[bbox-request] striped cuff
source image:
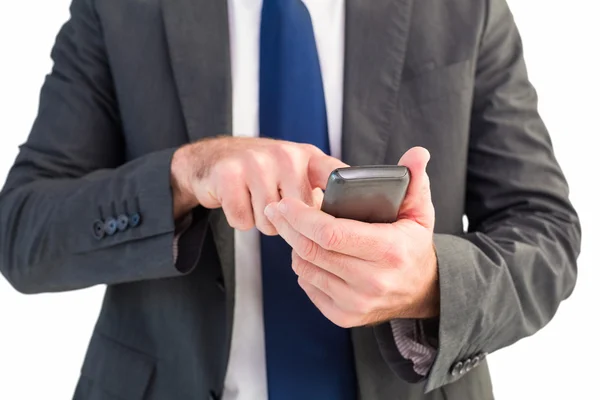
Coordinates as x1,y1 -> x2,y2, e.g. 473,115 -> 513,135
390,319 -> 437,376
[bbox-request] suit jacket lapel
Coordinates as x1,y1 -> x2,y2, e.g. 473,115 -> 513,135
161,0 -> 232,143
162,0 -> 236,356
344,0 -> 415,398
342,0 -> 414,166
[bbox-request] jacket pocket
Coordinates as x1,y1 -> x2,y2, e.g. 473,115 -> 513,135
398,59 -> 474,112
79,332 -> 155,400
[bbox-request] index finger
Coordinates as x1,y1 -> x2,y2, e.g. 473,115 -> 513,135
307,153 -> 348,190
277,197 -> 394,261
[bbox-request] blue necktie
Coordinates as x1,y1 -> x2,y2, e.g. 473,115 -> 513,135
259,1 -> 357,399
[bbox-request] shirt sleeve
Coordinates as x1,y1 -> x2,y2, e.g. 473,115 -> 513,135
390,319 -> 437,376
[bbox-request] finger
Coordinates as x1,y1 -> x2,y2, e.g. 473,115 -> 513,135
397,147 -> 435,229
190,179 -> 220,209
298,278 -> 363,328
265,204 -> 367,283
275,197 -> 396,261
278,165 -> 314,207
220,182 -> 254,231
307,154 -> 348,190
292,251 -> 362,313
311,188 -> 324,209
248,172 -> 280,236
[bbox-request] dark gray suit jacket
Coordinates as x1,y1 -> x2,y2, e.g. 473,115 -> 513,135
0,0 -> 581,399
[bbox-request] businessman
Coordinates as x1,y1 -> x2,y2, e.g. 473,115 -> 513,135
0,0 -> 581,399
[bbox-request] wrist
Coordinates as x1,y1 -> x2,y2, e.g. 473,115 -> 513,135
403,243 -> 439,319
171,146 -> 198,220
420,243 -> 440,318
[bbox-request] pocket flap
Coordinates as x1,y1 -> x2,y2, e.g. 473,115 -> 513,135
81,332 -> 155,400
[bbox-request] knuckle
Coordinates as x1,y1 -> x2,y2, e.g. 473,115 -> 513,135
299,143 -> 320,156
274,145 -> 306,182
276,143 -> 299,163
246,149 -> 272,171
314,223 -> 344,250
230,215 -> 253,231
224,202 -> 252,230
382,245 -> 403,267
294,259 -> 308,276
264,191 -> 281,205
294,257 -> 314,278
298,239 -> 320,263
314,272 -> 330,292
333,256 -> 350,276
258,222 -> 277,236
370,274 -> 394,297
214,159 -> 244,183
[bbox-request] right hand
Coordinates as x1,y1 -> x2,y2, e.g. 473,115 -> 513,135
170,137 -> 347,235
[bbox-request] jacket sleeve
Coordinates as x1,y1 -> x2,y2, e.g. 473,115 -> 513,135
423,0 -> 581,391
375,0 -> 581,391
0,0 -> 208,294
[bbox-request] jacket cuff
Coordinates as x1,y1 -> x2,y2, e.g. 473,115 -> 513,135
172,207 -> 209,273
423,233 -> 489,392
173,212 -> 194,263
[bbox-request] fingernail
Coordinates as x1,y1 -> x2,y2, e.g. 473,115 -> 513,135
277,201 -> 288,214
264,204 -> 275,219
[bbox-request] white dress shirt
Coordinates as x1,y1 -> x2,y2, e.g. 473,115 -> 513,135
222,0 -> 434,398
224,1 -> 344,399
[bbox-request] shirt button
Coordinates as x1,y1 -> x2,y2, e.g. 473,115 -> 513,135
92,220 -> 105,239
117,214 -> 129,231
104,218 -> 118,236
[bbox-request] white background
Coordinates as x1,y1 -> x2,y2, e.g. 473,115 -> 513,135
0,1 -> 599,399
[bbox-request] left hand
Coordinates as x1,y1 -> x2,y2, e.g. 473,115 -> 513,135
264,147 -> 439,328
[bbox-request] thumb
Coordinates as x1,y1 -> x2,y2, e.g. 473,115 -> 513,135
396,147 -> 435,229
311,187 -> 325,209
307,154 -> 348,190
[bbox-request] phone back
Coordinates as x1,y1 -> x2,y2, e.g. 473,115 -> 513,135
321,166 -> 410,223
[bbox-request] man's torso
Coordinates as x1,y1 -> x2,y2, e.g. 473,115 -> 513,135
74,0 -> 493,399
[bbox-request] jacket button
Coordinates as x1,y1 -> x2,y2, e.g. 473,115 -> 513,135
117,214 -> 129,231
130,212 -> 141,227
450,361 -> 463,376
472,355 -> 481,368
462,358 -> 473,373
92,220 -> 105,239
104,218 -> 118,236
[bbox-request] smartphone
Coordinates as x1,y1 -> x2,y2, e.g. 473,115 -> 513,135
321,165 -> 410,223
